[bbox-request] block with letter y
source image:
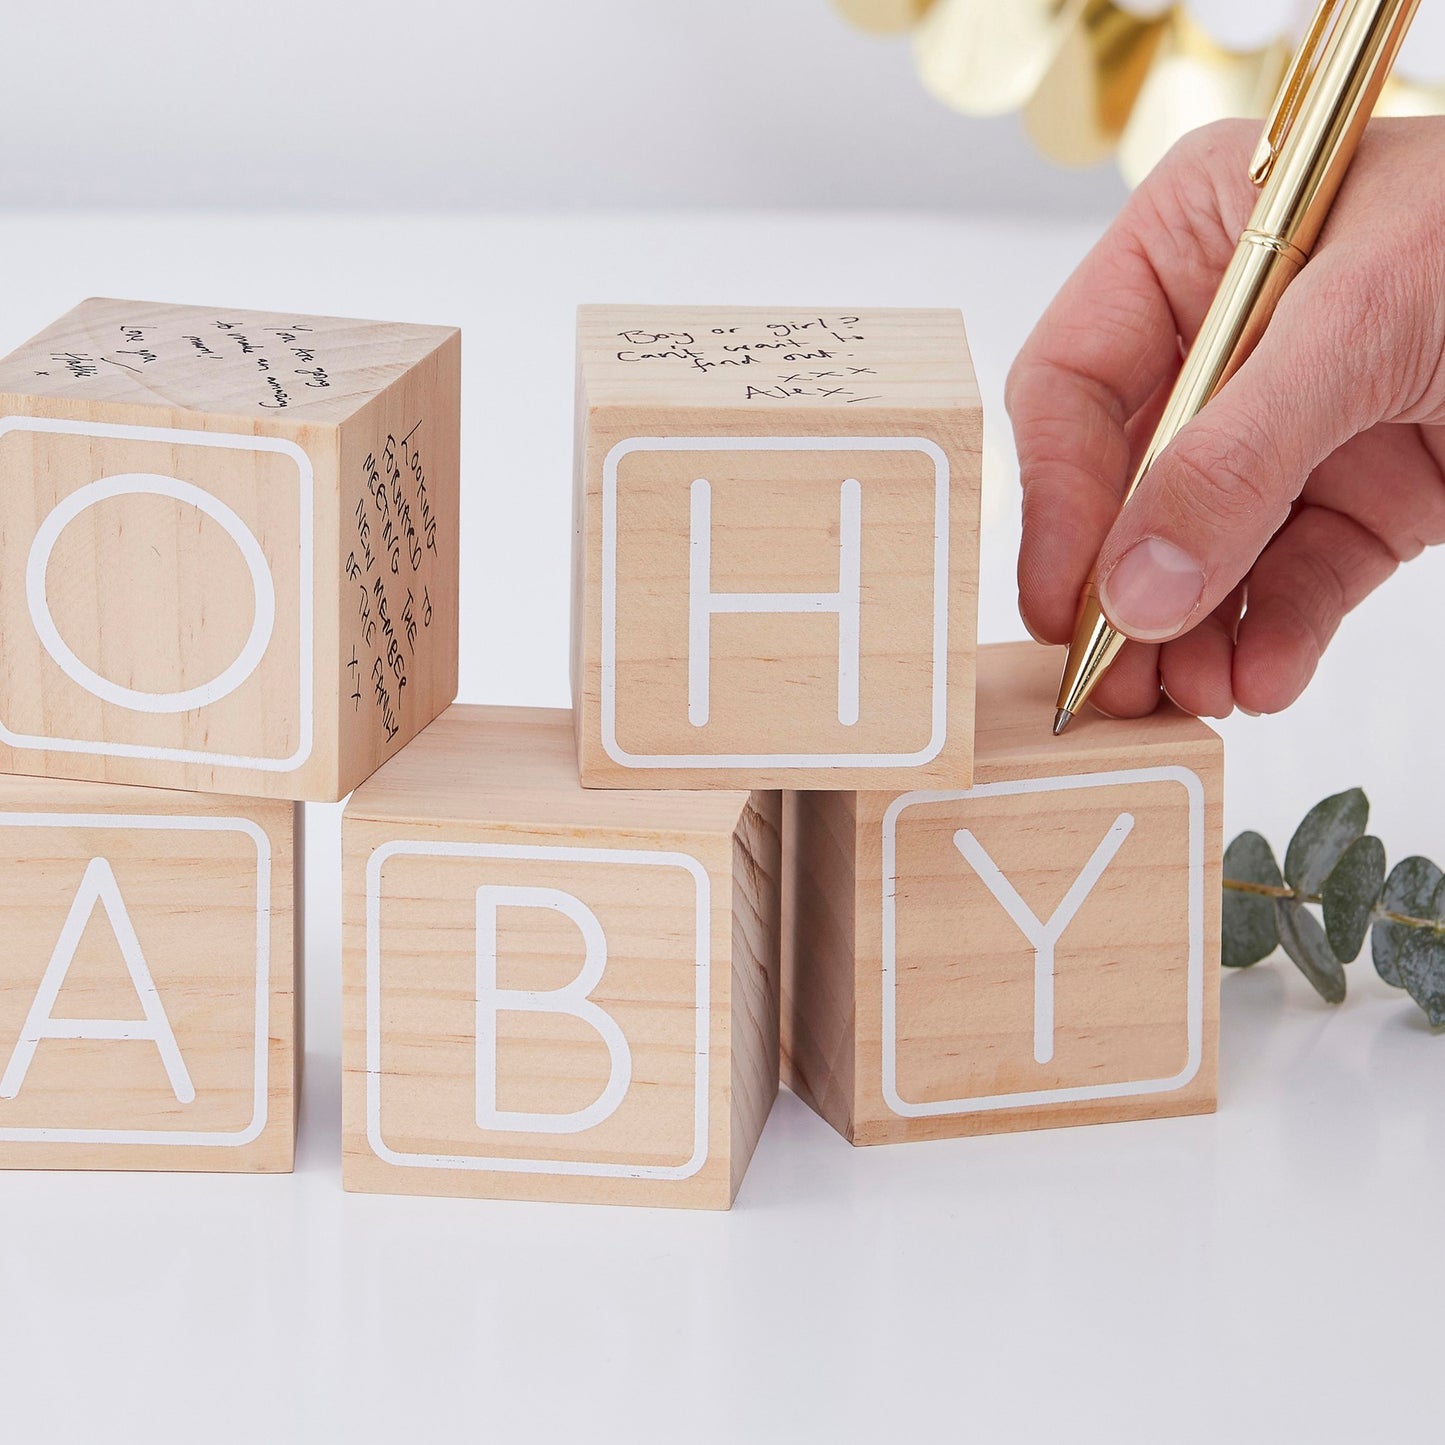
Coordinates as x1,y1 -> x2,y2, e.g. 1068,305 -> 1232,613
342,705 -> 781,1208
571,304 -> 981,790
783,640 -> 1223,1144
0,773 -> 300,1170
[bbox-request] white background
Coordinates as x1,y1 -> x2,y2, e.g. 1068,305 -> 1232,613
0,3 -> 1442,1442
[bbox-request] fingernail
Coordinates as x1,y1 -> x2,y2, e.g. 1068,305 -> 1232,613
1239,706 -> 1262,717
1098,537 -> 1205,641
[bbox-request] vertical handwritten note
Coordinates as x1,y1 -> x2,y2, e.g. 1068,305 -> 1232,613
345,421 -> 442,746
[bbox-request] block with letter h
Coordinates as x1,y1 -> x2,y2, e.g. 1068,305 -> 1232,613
342,705 -> 781,1209
0,772 -> 299,1170
0,296 -> 461,801
571,305 -> 981,790
783,641 -> 1223,1144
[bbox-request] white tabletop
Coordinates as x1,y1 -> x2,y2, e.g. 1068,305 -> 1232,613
0,211 -> 1438,1444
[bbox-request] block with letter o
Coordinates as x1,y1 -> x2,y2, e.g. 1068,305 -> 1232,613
0,296 -> 461,800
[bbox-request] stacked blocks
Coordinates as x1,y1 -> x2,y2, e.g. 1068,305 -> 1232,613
783,641 -> 1223,1144
0,298 -> 461,1171
0,295 -> 1224,1204
342,706 -> 779,1209
340,303 -> 1222,1210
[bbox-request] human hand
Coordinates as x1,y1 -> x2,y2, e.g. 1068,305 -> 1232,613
1007,116 -> 1445,719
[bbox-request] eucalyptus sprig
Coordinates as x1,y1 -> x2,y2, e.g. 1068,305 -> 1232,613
1223,788 -> 1445,1028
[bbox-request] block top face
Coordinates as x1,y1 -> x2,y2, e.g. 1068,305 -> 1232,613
975,641 -> 1221,775
577,304 -> 979,414
0,297 -> 458,427
346,705 -> 754,836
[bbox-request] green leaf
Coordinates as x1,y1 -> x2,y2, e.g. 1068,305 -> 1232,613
1320,834 -> 1386,963
1399,926 -> 1445,1029
1371,856 -> 1443,989
1222,831 -> 1283,968
1284,788 -> 1369,894
1276,900 -> 1346,1004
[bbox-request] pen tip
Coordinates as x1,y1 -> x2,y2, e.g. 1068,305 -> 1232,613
1052,708 -> 1073,737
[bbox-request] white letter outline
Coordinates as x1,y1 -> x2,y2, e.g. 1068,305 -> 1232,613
475,884 -> 632,1135
688,474 -> 861,728
1,856 -> 195,1102
952,814 -> 1135,1065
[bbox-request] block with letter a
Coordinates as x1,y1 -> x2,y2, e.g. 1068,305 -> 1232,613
571,305 -> 981,790
0,296 -> 461,801
342,705 -> 781,1209
783,640 -> 1223,1144
0,773 -> 300,1170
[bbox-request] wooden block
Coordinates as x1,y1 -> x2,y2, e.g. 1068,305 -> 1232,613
571,304 -> 981,790
0,297 -> 460,801
783,640 -> 1222,1144
0,773 -> 299,1171
342,705 -> 781,1209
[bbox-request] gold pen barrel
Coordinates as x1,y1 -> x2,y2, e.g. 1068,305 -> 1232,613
1249,0 -> 1421,254
1121,233 -> 1303,512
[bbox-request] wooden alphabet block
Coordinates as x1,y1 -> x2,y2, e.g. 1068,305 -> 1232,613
0,297 -> 460,801
0,773 -> 299,1170
342,705 -> 781,1209
571,304 -> 981,790
783,640 -> 1222,1144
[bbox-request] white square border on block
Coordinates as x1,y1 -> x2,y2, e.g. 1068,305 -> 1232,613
0,416 -> 315,773
0,811 -> 272,1147
881,766 -> 1205,1117
600,436 -> 949,769
365,839 -> 712,1181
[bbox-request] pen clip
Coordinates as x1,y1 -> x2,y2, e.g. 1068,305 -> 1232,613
1249,0 -> 1341,185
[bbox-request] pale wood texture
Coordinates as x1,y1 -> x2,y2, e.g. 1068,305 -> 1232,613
342,705 -> 781,1209
0,774 -> 299,1171
0,297 -> 459,801
572,304 -> 981,791
783,639 -> 1223,1144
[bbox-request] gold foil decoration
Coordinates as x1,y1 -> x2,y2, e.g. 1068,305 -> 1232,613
834,0 -> 1444,183
832,0 -> 937,34
1377,73 -> 1445,116
1117,13 -> 1289,183
1025,1 -> 1172,167
914,0 -> 1086,116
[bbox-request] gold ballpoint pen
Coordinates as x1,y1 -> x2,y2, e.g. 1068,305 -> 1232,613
1053,0 -> 1421,736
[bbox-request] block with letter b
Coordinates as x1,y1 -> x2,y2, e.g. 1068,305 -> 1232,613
0,773 -> 299,1171
571,305 -> 981,790
783,641 -> 1223,1144
342,705 -> 781,1209
0,297 -> 460,801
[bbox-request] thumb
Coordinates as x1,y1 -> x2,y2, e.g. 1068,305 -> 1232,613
1094,271 -> 1396,642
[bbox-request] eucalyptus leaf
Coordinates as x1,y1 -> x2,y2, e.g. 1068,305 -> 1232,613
1398,895 -> 1445,1027
1222,831 -> 1283,968
1371,856 -> 1443,990
1276,899 -> 1346,1004
1283,788 -> 1369,894
1320,834 -> 1385,963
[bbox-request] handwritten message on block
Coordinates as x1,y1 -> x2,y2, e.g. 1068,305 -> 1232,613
0,297 -> 461,800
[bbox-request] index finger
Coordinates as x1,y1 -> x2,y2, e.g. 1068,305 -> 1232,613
1006,122 -> 1256,642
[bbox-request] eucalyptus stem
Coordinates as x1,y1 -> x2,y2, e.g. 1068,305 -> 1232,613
1222,790 -> 1445,1026
1222,876 -> 1445,932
